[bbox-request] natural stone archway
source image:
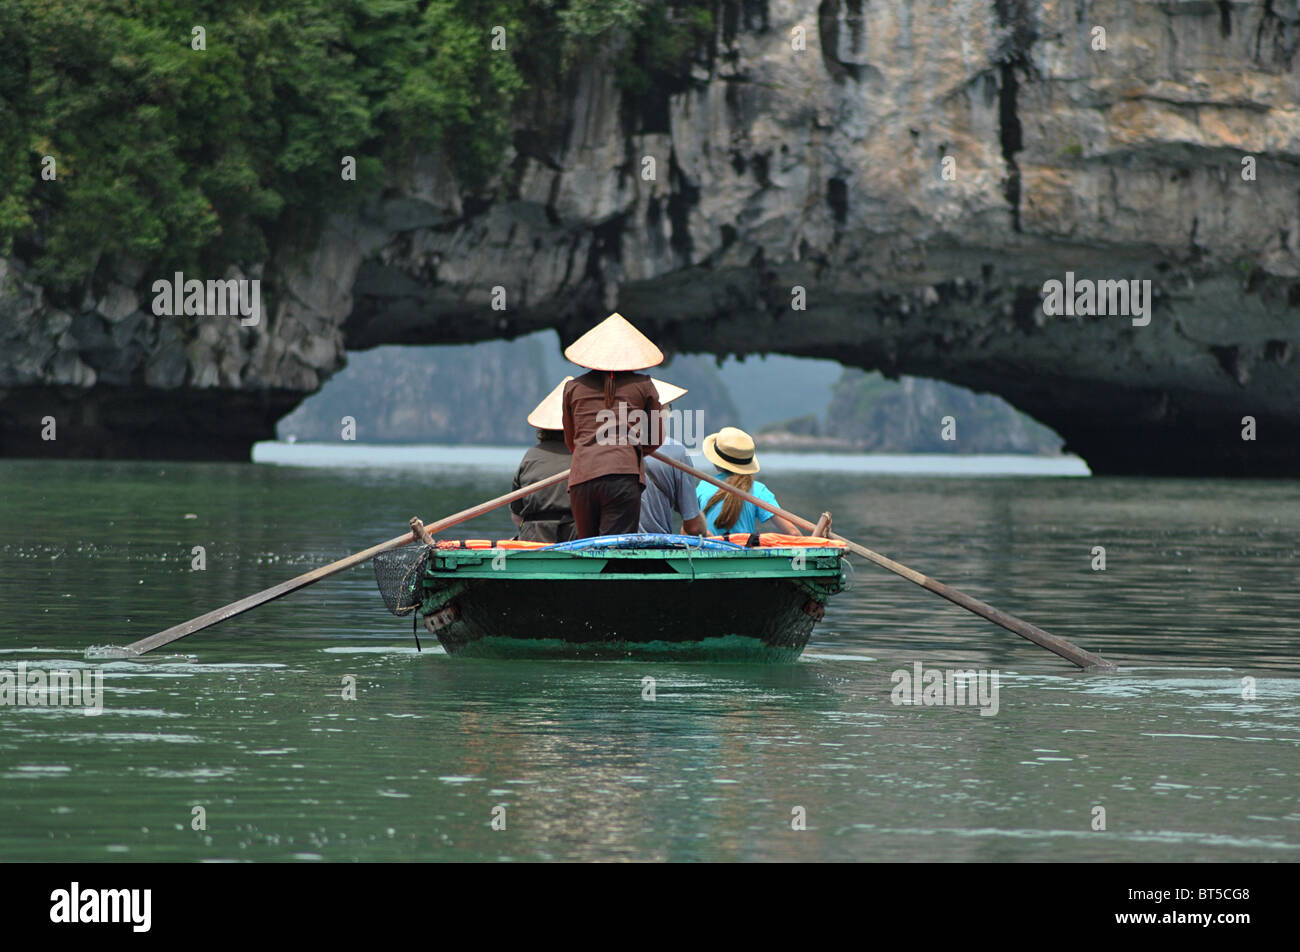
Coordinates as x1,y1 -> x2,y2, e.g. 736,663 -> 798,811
2,1 -> 1299,473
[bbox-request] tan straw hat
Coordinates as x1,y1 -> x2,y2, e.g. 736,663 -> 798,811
702,427 -> 760,475
651,378 -> 688,405
525,376 -> 573,430
564,312 -> 664,371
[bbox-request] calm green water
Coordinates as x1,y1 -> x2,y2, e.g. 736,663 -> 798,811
1,448 -> 1297,862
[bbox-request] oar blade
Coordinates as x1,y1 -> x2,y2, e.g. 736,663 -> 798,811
116,469 -> 572,657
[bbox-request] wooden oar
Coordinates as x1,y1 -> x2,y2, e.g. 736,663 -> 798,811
651,451 -> 1116,671
112,469 -> 571,658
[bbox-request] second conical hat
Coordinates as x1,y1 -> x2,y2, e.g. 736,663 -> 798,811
564,313 -> 664,371
526,376 -> 574,430
651,378 -> 688,405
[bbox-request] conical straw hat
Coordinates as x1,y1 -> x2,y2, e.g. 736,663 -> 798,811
651,378 -> 688,405
525,376 -> 574,430
564,312 -> 664,371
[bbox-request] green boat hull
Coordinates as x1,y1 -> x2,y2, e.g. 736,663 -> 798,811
415,545 -> 846,660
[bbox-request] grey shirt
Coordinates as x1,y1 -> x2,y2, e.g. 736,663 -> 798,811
639,439 -> 701,534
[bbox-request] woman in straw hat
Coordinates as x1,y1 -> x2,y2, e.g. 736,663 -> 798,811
695,427 -> 803,537
562,313 -> 664,538
509,377 -> 577,543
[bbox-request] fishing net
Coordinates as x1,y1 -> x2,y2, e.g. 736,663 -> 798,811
373,545 -> 433,616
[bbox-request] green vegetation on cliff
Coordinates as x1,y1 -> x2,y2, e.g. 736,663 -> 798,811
0,0 -> 710,295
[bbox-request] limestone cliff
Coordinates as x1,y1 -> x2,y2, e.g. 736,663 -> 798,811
2,0 -> 1298,473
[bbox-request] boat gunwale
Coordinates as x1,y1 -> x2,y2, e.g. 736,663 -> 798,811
423,545 -> 847,581
429,545 -> 849,560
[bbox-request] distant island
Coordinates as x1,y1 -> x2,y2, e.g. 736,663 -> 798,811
277,338 -> 1063,455
759,369 -> 1063,455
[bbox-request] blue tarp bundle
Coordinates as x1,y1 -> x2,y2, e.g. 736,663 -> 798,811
545,533 -> 742,552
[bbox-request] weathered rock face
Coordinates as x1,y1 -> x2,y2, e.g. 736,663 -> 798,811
3,0 -> 1299,473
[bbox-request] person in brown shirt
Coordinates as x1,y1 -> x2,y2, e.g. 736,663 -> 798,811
561,313 -> 665,538
510,376 -> 577,542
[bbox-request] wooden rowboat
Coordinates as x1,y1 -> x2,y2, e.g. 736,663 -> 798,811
118,459 -> 1110,670
375,534 -> 848,660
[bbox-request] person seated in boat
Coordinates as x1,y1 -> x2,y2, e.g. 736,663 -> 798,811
696,427 -> 803,537
562,313 -> 664,538
509,377 -> 578,543
639,378 -> 707,536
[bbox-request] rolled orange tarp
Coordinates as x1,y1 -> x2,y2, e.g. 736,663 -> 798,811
757,533 -> 847,549
430,539 -> 550,549
706,533 -> 848,549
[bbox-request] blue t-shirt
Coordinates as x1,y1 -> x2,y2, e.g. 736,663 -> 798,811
695,473 -> 779,535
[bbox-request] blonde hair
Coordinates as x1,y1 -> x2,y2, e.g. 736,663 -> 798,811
704,474 -> 754,531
